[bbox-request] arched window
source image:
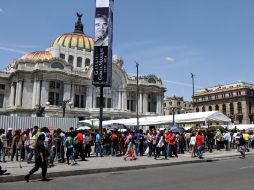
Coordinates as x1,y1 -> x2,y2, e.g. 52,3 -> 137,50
68,55 -> 74,65
51,62 -> 64,69
215,105 -> 219,111
209,106 -> 212,111
77,57 -> 82,67
148,78 -> 156,84
202,106 -> 205,112
85,58 -> 90,67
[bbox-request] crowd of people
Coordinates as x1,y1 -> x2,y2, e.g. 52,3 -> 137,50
0,125 -> 253,179
0,126 -> 253,163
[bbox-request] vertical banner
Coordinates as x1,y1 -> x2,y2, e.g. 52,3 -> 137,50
93,0 -> 113,87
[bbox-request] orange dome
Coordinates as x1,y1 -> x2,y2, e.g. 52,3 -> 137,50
50,33 -> 94,51
21,51 -> 53,60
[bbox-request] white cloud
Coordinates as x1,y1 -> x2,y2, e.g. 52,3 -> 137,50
0,46 -> 28,54
0,43 -> 40,49
165,56 -> 175,62
163,79 -> 203,88
0,8 -> 4,13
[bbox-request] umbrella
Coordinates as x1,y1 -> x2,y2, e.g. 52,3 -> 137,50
168,126 -> 184,133
103,123 -> 127,130
77,126 -> 91,130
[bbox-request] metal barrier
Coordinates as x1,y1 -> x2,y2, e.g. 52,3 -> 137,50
0,115 -> 79,132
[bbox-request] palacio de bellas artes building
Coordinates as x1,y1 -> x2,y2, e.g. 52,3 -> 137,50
0,15 -> 165,120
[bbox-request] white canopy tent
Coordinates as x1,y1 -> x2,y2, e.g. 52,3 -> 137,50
79,111 -> 231,127
227,124 -> 254,130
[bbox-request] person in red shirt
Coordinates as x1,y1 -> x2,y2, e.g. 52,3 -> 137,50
196,131 -> 204,159
166,130 -> 178,158
76,130 -> 86,161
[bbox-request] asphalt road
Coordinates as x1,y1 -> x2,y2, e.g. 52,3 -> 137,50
1,156 -> 254,190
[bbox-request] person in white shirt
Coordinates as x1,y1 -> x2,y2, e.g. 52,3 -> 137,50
223,131 -> 231,151
189,133 -> 196,158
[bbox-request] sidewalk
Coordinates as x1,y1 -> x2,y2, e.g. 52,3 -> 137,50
1,149 -> 253,183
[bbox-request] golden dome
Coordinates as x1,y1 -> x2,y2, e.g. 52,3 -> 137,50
50,33 -> 94,51
21,51 -> 53,60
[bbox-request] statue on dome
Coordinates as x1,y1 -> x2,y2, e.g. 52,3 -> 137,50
77,12 -> 83,19
74,12 -> 84,34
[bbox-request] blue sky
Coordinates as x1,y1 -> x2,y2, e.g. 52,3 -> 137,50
1,0 -> 254,101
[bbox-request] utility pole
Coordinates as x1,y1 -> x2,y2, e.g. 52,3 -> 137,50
136,62 -> 139,130
191,73 -> 195,103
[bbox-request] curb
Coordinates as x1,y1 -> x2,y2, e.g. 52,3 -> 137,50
0,152 -> 253,183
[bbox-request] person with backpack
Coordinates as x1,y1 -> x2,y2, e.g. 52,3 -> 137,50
64,132 -> 76,165
110,130 -> 118,156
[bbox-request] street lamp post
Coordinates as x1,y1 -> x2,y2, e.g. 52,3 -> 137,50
172,107 -> 176,126
171,107 -> 185,126
62,100 -> 72,118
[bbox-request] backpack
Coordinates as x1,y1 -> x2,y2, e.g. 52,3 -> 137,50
111,134 -> 118,142
73,136 -> 79,145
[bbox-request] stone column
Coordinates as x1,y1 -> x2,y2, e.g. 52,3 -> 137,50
118,91 -> 122,109
16,80 -> 23,107
242,101 -> 249,124
14,82 -> 19,107
36,80 -> 41,106
122,91 -> 127,110
139,92 -> 143,113
143,93 -> 148,114
70,83 -> 75,105
10,83 -> 15,106
63,83 -> 71,101
86,86 -> 93,108
40,80 -> 49,106
32,80 -> 37,108
92,87 -> 97,108
156,94 -> 162,114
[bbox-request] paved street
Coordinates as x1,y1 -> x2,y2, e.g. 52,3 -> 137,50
1,155 -> 254,190
1,149 -> 253,183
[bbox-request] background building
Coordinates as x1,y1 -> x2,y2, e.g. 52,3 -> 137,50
0,15 -> 165,120
163,96 -> 193,115
193,81 -> 254,124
